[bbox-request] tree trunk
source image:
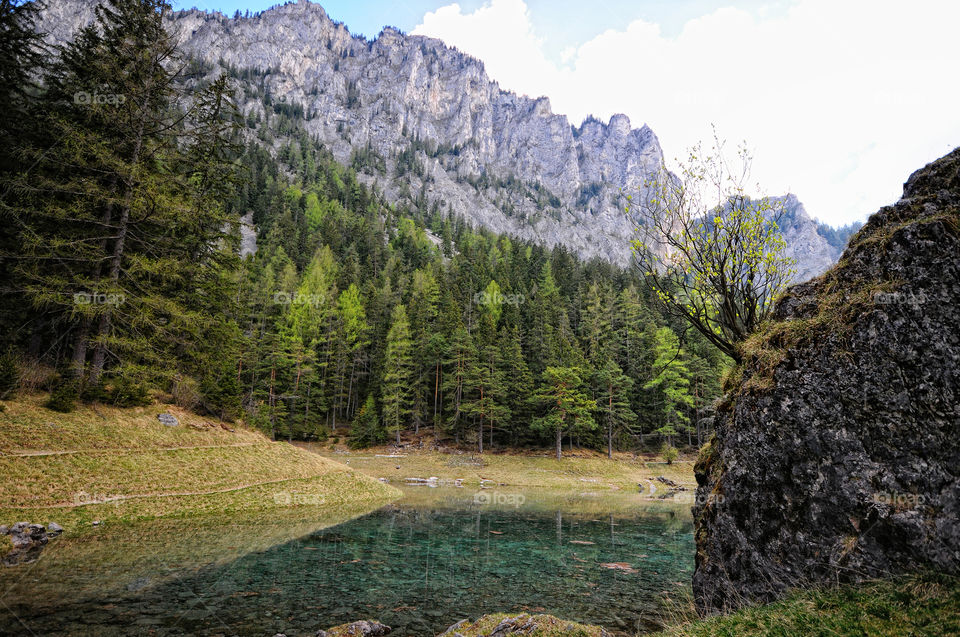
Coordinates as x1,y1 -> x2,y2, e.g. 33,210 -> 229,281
607,390 -> 613,459
555,425 -> 562,460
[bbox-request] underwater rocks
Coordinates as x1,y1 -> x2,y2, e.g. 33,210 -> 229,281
1,522 -> 62,566
314,619 -> 392,636
692,148 -> 960,614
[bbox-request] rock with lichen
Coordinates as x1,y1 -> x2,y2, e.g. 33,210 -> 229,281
692,147 -> 960,614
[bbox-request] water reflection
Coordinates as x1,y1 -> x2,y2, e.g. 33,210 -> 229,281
0,488 -> 693,636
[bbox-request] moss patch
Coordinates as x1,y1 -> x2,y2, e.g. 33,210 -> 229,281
443,613 -> 608,636
652,573 -> 960,637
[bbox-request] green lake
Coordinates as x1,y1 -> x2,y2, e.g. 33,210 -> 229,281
0,487 -> 694,636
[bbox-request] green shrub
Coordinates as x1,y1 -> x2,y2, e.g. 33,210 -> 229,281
661,443 -> 679,465
80,379 -> 109,403
108,376 -> 151,407
46,379 -> 79,413
0,351 -> 19,399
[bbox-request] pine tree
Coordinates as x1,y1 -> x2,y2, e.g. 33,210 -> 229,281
382,304 -> 413,445
7,0 -> 241,394
462,342 -> 509,453
498,326 -> 533,445
442,325 -> 474,445
336,283 -> 370,422
531,366 -> 597,459
595,359 -> 636,458
643,326 -> 694,446
349,393 -> 384,449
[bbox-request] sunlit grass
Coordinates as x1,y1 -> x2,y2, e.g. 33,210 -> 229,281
304,444 -> 696,492
0,393 -> 401,530
0,392 -> 264,453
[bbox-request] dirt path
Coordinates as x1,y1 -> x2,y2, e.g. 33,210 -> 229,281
1,442 -> 267,458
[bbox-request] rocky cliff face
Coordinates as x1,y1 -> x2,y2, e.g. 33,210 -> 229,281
692,148 -> 960,614
771,194 -> 851,282
37,0 -> 849,276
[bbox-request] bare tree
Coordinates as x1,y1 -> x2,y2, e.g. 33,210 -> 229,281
627,134 -> 796,363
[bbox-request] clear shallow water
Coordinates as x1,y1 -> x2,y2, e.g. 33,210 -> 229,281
0,488 -> 693,636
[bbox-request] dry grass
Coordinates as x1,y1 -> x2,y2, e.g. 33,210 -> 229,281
0,392 -> 264,454
301,444 -> 696,491
0,393 -> 400,531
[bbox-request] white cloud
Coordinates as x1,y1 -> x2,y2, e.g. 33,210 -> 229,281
414,0 -> 960,226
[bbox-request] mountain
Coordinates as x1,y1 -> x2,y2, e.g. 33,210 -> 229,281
37,0 -> 854,278
692,148 -> 960,613
770,194 -> 861,282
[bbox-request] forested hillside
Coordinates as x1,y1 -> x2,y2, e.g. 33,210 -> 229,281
0,0 -> 726,457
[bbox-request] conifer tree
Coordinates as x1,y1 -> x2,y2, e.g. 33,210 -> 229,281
531,366 -> 597,459
595,359 -> 636,458
442,324 -> 474,444
643,326 -> 694,445
382,304 -> 413,445
462,342 -> 509,453
349,393 -> 384,449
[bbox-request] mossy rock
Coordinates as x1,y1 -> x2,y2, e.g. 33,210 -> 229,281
439,613 -> 608,636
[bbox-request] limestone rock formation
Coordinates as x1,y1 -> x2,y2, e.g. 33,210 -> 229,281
36,0 -> 851,277
692,148 -> 960,614
770,194 -> 855,282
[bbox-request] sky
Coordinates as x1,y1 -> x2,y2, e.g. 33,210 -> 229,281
172,0 -> 960,227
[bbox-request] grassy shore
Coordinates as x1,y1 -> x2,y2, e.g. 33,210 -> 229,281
301,442 -> 696,492
435,574 -> 959,636
0,393 -> 400,531
651,573 -> 959,636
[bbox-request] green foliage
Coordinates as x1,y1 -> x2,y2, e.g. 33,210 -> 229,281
107,375 -> 152,407
660,443 -> 679,464
644,327 -> 694,444
349,394 -> 385,449
595,358 -> 636,457
531,366 -> 597,459
382,304 -> 413,445
0,0 -> 726,456
0,351 -> 19,399
46,379 -> 80,413
630,133 -> 796,362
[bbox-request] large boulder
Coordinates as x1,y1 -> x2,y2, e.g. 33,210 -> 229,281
692,148 -> 960,614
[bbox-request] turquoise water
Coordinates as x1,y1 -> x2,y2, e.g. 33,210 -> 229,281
0,488 -> 693,636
